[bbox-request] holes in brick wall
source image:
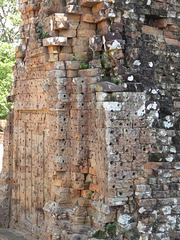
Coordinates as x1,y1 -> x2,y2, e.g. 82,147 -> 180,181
144,15 -> 161,27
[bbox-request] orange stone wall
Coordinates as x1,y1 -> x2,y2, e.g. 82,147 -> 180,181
0,0 -> 180,239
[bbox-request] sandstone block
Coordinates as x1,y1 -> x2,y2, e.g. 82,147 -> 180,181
66,5 -> 82,14
43,37 -> 68,46
78,198 -> 92,206
82,14 -> 94,23
80,0 -> 103,7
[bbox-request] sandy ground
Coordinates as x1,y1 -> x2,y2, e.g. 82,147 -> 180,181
0,144 -> 3,172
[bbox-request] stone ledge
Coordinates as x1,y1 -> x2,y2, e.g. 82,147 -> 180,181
43,37 -> 68,46
95,82 -> 124,92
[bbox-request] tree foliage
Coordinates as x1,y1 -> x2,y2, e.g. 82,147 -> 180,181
0,42 -> 15,119
0,0 -> 20,43
0,0 -> 20,119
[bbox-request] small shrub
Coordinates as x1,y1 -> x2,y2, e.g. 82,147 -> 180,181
36,22 -> 50,39
105,219 -> 118,238
72,55 -> 77,61
90,218 -> 118,239
79,62 -> 88,69
91,230 -> 105,239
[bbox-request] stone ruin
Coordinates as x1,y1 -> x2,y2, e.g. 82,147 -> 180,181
0,0 -> 180,239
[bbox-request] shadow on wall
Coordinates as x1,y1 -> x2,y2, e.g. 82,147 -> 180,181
0,143 -> 3,172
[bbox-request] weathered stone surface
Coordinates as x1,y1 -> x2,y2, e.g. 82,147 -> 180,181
95,82 -> 124,92
0,0 -> 180,239
0,229 -> 31,240
43,37 -> 68,46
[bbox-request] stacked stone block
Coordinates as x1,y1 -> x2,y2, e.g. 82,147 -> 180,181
0,0 -> 180,239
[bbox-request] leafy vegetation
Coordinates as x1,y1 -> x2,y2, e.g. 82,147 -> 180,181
0,0 -> 20,119
0,0 -> 21,43
79,55 -> 88,69
72,55 -> 89,69
0,42 -> 15,119
79,62 -> 88,69
91,218 -> 118,239
35,22 -> 51,39
72,55 -> 77,61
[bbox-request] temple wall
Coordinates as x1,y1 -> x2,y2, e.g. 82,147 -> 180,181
0,0 -> 180,239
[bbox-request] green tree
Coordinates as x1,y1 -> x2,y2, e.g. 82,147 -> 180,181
0,0 -> 20,43
0,0 -> 20,119
0,42 -> 15,119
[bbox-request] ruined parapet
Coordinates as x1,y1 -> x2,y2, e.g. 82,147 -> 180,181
0,0 -> 180,239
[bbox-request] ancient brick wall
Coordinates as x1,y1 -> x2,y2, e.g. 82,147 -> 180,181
0,0 -> 180,239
